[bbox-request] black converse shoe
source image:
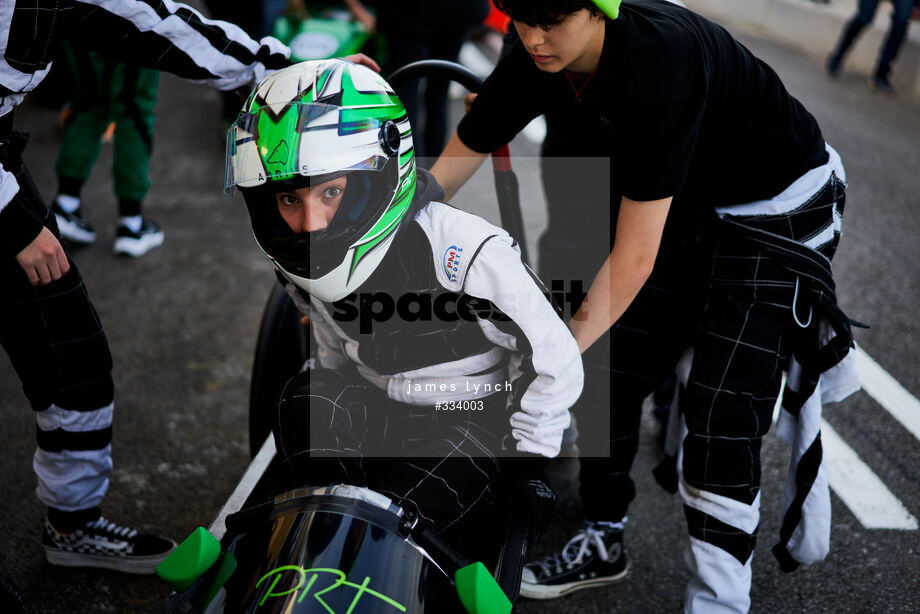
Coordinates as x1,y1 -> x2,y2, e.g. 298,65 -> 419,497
113,219 -> 164,257
44,516 -> 176,574
52,202 -> 96,244
520,521 -> 629,600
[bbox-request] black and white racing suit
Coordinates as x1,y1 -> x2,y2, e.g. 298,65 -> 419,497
0,0 -> 288,518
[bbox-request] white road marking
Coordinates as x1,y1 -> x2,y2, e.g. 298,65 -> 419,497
458,41 -> 495,78
854,347 -> 920,443
821,420 -> 918,530
209,436 -> 276,540
522,115 -> 547,144
771,356 -> 919,530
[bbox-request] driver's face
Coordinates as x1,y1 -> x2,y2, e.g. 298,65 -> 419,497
275,175 -> 348,233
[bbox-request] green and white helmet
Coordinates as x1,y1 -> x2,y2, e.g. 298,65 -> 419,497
225,58 -> 416,302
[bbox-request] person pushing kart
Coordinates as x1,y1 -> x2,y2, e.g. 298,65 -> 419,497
431,0 -> 859,611
225,59 -> 583,550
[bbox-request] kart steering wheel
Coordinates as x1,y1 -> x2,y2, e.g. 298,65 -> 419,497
388,59 -> 529,265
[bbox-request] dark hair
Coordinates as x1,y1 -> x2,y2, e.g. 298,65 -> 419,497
494,0 -> 603,27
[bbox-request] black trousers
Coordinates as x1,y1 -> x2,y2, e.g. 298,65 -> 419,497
273,368 -> 502,533
1,134 -> 114,512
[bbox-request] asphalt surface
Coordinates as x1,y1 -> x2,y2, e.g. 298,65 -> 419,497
1,18 -> 919,614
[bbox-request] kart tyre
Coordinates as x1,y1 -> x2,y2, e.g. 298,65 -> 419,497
248,283 -> 309,458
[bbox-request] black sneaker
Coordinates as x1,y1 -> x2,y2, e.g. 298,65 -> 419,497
870,74 -> 896,95
52,202 -> 96,244
520,521 -> 629,600
113,219 -> 164,257
43,516 -> 176,574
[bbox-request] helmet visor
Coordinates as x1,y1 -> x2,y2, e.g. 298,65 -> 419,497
244,159 -> 407,280
225,101 -> 391,193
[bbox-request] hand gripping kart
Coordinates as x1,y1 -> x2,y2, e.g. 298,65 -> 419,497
157,61 -> 533,614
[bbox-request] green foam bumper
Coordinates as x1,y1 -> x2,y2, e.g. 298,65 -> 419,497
156,527 -> 221,592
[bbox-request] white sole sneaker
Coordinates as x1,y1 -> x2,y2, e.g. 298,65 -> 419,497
43,516 -> 177,575
114,231 -> 164,257
45,544 -> 174,574
520,562 -> 629,599
55,213 -> 96,244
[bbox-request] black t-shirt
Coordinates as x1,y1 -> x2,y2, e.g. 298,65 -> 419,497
457,0 -> 828,210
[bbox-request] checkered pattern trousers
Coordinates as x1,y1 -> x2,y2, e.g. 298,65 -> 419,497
579,170 -> 846,594
578,223 -> 825,557
1,146 -> 114,511
273,368 -> 502,533
1,259 -> 114,416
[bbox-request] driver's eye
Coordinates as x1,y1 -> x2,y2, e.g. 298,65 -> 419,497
324,187 -> 342,199
279,194 -> 297,206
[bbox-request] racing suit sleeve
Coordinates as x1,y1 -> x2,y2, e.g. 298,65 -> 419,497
463,234 -> 584,458
0,133 -> 50,260
64,0 -> 290,92
0,0 -> 290,251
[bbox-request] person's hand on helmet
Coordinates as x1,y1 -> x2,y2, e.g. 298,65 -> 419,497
502,455 -> 556,550
343,53 -> 380,73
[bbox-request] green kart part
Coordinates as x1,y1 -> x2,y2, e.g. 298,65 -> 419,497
156,526 -> 221,592
591,0 -> 621,19
195,550 -> 239,611
455,562 -> 513,614
273,14 -> 369,61
408,516 -> 513,614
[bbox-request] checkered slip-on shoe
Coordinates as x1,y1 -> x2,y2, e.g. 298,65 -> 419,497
44,516 -> 176,574
520,521 -> 629,600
